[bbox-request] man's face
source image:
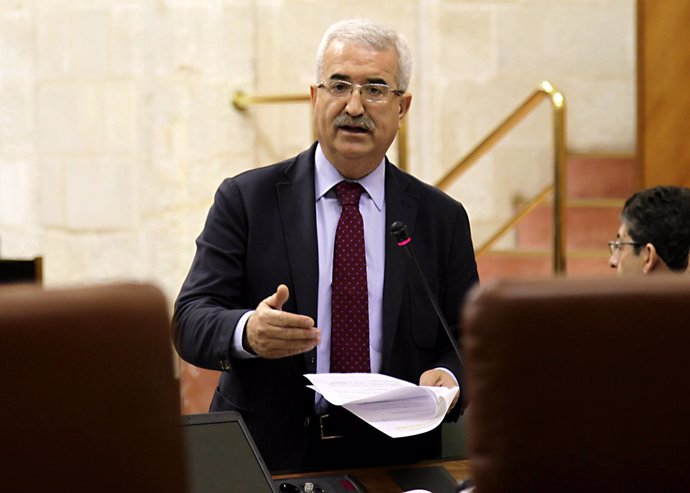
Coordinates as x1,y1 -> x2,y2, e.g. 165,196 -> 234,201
609,223 -> 646,276
310,40 -> 411,179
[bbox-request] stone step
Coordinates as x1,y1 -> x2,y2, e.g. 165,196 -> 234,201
514,154 -> 637,251
516,200 -> 622,251
480,154 -> 637,282
566,154 -> 638,199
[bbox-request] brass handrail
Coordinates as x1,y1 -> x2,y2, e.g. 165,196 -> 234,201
436,81 -> 567,274
231,90 -> 408,171
232,91 -> 310,110
475,184 -> 553,256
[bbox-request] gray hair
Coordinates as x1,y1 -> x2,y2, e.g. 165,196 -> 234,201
315,18 -> 412,92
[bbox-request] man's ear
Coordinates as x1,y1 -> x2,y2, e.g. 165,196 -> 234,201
398,93 -> 412,120
642,243 -> 661,274
309,84 -> 318,107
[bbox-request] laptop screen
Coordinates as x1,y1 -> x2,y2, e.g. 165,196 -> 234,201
181,411 -> 277,493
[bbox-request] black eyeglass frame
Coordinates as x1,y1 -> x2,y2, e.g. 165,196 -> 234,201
608,240 -> 644,255
316,79 -> 405,103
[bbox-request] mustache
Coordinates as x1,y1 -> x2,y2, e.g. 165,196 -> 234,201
333,114 -> 375,131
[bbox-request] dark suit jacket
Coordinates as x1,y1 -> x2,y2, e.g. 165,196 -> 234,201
174,143 -> 479,470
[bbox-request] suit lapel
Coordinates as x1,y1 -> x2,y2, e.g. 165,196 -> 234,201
382,162 -> 419,367
276,146 -> 319,324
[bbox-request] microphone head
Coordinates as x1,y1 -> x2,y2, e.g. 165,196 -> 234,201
390,221 -> 410,245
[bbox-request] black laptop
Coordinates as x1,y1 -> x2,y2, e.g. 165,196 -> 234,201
181,411 -> 277,493
182,411 -> 367,493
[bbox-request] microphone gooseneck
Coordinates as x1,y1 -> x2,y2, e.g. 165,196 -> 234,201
389,221 -> 464,369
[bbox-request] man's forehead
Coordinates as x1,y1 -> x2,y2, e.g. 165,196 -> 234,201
322,41 -> 397,76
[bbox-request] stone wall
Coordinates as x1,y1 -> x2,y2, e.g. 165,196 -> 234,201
0,0 -> 635,304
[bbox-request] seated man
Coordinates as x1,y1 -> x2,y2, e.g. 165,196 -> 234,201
609,185 -> 690,275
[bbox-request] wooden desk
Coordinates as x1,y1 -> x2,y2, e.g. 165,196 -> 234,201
275,457 -> 471,493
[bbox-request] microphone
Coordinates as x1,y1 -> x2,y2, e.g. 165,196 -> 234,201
390,221 -> 464,368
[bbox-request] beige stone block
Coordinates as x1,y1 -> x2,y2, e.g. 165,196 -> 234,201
104,80 -> 140,154
36,6 -> 110,78
79,232 -> 143,282
146,9 -> 191,78
139,156 -> 189,216
250,103 -> 313,166
442,0 -> 518,3
561,76 -> 635,153
493,146 -> 553,203
431,77 -> 559,189
496,1 -> 635,78
140,210 -> 206,302
147,81 -> 189,163
42,231 -> 86,286
0,7 -> 33,81
186,155 -> 223,205
38,158 -> 66,228
439,6 -> 497,81
65,157 -> 136,230
195,3 -> 254,78
42,231 -> 141,287
0,159 -> 33,226
187,155 -> 242,205
187,81 -> 253,162
110,4 -> 151,78
113,3 -> 253,79
0,226 -> 43,262
258,0 -> 417,87
448,154 -> 499,223
0,82 -> 35,156
42,231 -> 145,286
37,82 -> 103,154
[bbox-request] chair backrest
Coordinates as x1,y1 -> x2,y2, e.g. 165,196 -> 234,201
462,276 -> 690,493
0,282 -> 187,493
0,257 -> 42,285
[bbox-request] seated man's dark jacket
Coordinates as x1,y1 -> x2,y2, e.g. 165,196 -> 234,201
174,143 -> 479,471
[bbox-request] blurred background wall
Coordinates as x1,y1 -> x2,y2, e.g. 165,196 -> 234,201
0,0 -> 635,296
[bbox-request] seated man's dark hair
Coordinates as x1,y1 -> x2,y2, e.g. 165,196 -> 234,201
621,185 -> 690,272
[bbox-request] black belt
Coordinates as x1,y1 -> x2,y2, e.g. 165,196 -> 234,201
317,413 -> 343,440
308,407 -> 361,440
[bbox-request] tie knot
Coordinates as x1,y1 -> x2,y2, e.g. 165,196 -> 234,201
335,181 -> 364,207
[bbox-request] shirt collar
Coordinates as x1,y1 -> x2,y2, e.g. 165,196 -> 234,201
314,143 -> 385,211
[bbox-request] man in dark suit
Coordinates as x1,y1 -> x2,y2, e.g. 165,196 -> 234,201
174,18 -> 479,472
608,185 -> 690,275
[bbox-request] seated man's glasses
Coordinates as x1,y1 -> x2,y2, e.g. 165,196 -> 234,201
608,240 -> 644,255
317,79 -> 404,103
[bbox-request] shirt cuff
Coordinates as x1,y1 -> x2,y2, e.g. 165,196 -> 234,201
230,310 -> 258,359
434,367 -> 459,387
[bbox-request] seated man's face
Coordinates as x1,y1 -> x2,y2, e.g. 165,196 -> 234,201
609,223 -> 646,276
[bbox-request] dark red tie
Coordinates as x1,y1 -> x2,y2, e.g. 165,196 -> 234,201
330,181 -> 370,373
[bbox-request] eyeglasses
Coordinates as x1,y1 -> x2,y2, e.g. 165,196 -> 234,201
316,79 -> 404,103
608,240 -> 644,255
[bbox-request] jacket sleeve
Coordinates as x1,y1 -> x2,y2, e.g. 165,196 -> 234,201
440,203 -> 479,417
173,178 -> 251,371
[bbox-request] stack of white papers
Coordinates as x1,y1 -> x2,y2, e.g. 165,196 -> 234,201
305,373 -> 458,438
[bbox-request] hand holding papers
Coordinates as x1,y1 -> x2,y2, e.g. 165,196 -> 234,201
305,373 -> 458,438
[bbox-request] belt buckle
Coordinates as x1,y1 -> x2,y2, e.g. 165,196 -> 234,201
319,413 -> 343,440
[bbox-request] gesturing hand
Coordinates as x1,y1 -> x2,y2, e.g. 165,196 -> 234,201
245,284 -> 321,359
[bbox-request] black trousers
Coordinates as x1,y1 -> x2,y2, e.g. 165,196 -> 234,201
301,406 -> 441,471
